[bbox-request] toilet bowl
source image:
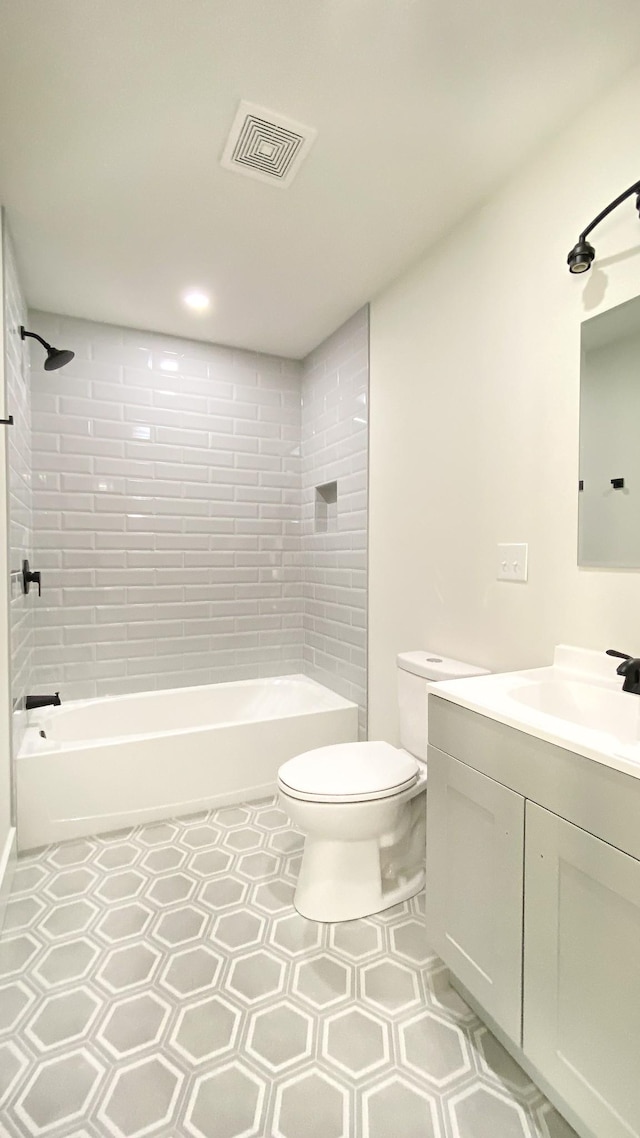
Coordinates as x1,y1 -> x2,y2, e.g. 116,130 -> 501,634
278,650 -> 489,923
278,742 -> 427,922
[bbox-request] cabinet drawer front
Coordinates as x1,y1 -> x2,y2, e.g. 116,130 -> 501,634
524,803 -> 640,1138
429,695 -> 640,861
426,747 -> 525,1045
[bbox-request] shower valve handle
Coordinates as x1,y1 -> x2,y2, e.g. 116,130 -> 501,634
22,559 -> 42,597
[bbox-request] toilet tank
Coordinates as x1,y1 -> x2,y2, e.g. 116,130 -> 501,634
396,651 -> 489,759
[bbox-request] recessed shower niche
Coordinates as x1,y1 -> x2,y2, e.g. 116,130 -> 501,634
315,481 -> 338,533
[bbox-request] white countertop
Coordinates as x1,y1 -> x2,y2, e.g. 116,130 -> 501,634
428,645 -> 640,781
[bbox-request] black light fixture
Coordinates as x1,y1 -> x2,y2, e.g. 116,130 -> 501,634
567,179 -> 640,274
20,326 -> 75,371
567,238 -> 595,274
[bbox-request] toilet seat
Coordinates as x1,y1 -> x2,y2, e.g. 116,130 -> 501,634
278,741 -> 419,804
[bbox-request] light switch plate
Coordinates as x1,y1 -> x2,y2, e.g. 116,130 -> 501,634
497,543 -> 528,582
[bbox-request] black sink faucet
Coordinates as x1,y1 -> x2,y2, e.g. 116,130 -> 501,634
606,650 -> 640,694
25,692 -> 61,711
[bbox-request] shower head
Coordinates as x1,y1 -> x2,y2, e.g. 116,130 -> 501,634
20,326 -> 75,371
44,347 -> 75,371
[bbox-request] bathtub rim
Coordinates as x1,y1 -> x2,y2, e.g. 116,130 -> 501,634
20,673 -> 358,756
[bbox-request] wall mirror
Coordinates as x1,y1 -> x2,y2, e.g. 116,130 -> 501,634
579,293 -> 640,569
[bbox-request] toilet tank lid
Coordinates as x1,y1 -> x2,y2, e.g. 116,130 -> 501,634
397,651 -> 489,682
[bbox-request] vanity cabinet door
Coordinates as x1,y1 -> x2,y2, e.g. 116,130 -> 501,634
426,747 -> 525,1044
524,803 -> 640,1138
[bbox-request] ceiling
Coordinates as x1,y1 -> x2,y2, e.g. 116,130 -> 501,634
1,0 -> 639,359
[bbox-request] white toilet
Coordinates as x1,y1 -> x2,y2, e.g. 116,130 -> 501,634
278,650 -> 488,922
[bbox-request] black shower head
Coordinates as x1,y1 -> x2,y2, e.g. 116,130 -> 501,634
20,326 -> 75,371
44,346 -> 75,371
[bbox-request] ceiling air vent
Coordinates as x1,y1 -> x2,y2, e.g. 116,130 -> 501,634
221,101 -> 317,188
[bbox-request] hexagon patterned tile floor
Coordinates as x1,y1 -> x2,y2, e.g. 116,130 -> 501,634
0,797 -> 577,1138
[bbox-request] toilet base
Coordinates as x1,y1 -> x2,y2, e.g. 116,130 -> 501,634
293,836 -> 426,923
280,778 -> 427,924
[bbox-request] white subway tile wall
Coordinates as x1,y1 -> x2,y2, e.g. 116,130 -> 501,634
27,308 -> 369,719
29,313 -> 304,698
3,228 -> 32,752
301,307 -> 369,737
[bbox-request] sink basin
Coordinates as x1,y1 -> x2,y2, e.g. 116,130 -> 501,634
428,645 -> 640,776
509,679 -> 640,746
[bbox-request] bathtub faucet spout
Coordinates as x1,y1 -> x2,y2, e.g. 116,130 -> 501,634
25,692 -> 61,711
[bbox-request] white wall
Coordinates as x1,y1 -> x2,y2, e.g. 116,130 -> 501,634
369,62 -> 640,743
0,213 -> 18,913
4,229 -> 32,753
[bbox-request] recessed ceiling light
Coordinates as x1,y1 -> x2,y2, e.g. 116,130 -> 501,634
183,289 -> 210,312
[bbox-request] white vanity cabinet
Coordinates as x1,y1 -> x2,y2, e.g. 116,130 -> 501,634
426,750 -> 524,1044
427,695 -> 640,1138
524,802 -> 640,1138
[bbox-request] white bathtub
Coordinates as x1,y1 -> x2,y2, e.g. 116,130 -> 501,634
17,675 -> 358,850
